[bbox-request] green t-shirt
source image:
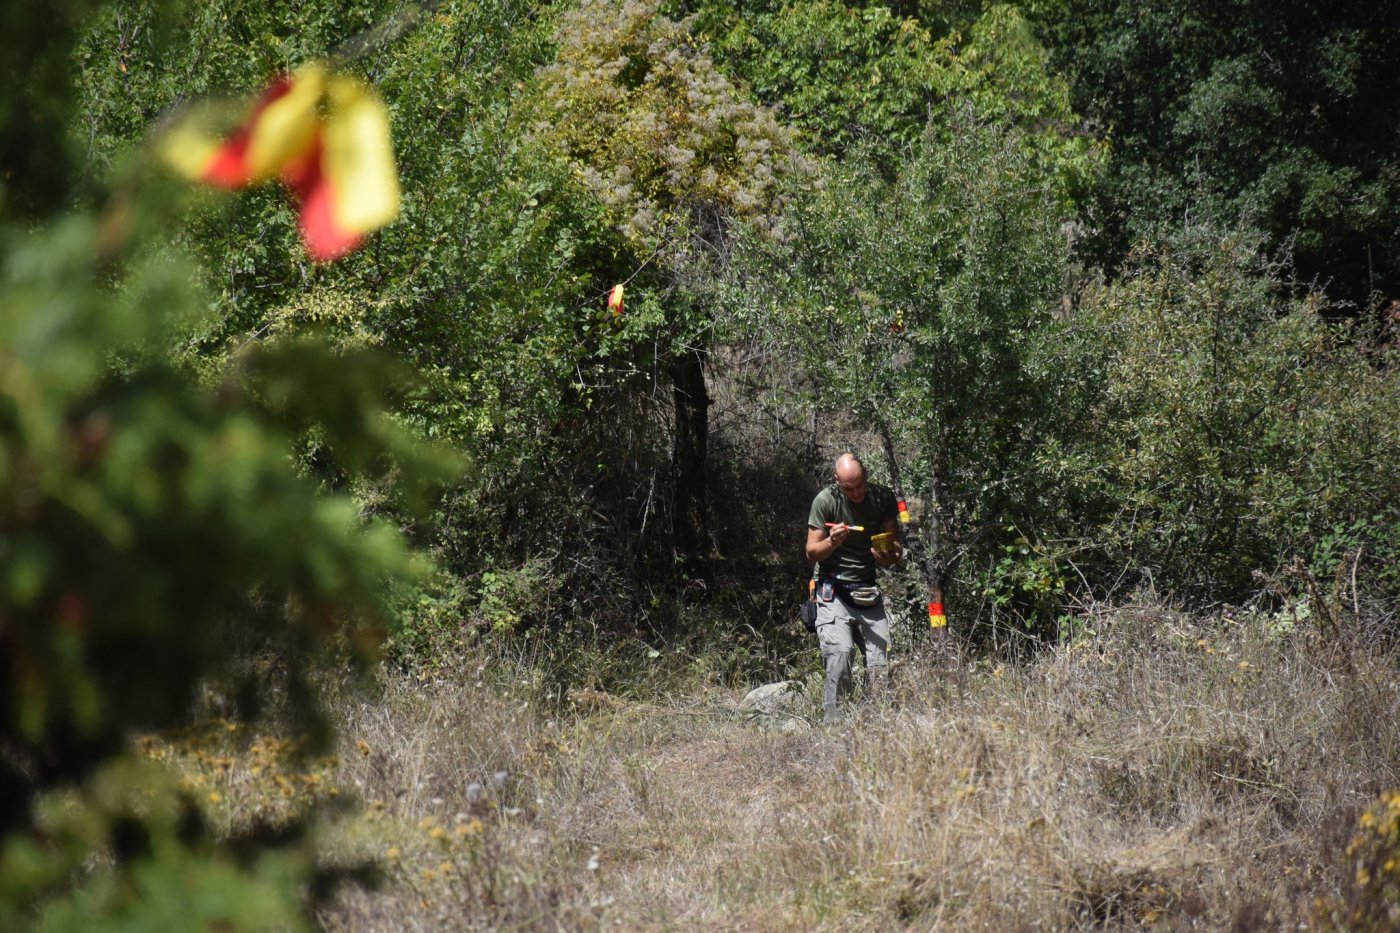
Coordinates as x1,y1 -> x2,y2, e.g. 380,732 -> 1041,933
807,482 -> 897,583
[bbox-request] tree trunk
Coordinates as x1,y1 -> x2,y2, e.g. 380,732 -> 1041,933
669,348 -> 710,582
927,455 -> 950,657
878,420 -> 952,662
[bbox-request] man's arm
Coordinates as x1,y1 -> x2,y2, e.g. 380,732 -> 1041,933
805,524 -> 850,563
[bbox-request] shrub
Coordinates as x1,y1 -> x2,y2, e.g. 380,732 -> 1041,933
1058,225 -> 1400,606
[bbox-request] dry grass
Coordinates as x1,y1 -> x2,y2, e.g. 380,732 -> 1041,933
158,601 -> 1400,930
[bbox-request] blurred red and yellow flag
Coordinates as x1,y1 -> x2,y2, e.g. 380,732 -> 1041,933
161,62 -> 399,262
607,284 -> 624,316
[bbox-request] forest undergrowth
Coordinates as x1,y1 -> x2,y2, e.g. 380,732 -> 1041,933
151,598 -> 1400,930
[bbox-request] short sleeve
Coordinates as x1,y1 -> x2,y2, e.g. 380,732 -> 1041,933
807,489 -> 830,530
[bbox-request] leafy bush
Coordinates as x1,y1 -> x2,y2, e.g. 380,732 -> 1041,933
1,2 -> 460,926
1057,225 -> 1400,604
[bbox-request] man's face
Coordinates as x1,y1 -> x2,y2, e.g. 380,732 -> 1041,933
836,472 -> 867,504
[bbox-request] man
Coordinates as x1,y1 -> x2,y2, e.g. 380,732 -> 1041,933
805,453 -> 903,723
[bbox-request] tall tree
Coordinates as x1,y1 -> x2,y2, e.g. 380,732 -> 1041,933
533,0 -> 808,578
727,118 -> 1073,631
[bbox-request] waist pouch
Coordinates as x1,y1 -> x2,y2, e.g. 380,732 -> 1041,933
822,579 -> 881,607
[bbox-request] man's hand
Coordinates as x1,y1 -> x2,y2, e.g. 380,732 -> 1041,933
827,523 -> 852,546
872,540 -> 903,568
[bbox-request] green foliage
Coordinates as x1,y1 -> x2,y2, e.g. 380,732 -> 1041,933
3,759 -> 321,932
1052,226 -> 1400,602
0,2 -> 467,926
699,1 -> 1102,206
0,207 -> 449,925
699,0 -> 944,154
726,117 -> 1075,628
1033,0 -> 1400,311
534,0 -> 808,249
74,0 -> 645,571
982,530 -> 1074,635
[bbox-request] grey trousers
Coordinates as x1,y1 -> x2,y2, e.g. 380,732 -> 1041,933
814,593 -> 890,722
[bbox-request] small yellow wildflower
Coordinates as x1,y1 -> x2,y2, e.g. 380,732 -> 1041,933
385,846 -> 401,860
208,792 -> 222,804
429,827 -> 449,842
357,740 -> 371,756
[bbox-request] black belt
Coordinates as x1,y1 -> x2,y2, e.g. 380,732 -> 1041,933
823,577 -> 876,592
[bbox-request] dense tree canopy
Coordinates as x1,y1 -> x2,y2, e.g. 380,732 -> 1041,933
1033,0 -> 1400,313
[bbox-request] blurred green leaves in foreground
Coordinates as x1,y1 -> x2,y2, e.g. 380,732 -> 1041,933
0,205 -> 454,929
1,5 -> 459,927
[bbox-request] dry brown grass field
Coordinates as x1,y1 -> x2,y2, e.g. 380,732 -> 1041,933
153,601 -> 1400,930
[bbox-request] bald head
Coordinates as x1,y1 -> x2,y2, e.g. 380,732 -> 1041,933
834,453 -> 867,503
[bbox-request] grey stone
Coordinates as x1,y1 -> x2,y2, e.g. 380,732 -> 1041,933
739,681 -> 811,730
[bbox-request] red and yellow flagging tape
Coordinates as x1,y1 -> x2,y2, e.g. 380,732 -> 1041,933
161,62 -> 399,262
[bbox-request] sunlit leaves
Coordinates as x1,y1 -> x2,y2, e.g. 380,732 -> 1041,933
533,0 -> 809,249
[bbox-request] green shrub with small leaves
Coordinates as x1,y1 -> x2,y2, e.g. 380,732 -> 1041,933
1058,226 -> 1400,603
723,116 -> 1078,633
1,2 -> 460,927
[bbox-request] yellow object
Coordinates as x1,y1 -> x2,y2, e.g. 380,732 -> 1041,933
245,63 -> 325,183
322,73 -> 401,236
871,532 -> 896,554
160,61 -> 400,262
